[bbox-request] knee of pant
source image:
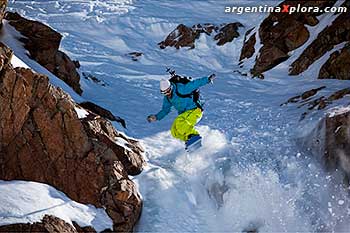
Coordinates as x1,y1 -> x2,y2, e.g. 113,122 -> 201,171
176,120 -> 193,135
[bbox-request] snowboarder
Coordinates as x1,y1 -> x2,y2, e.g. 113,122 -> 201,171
147,73 -> 216,150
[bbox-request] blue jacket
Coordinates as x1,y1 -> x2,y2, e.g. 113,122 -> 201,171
156,76 -> 210,120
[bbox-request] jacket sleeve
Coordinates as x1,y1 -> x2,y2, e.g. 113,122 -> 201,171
155,97 -> 172,120
178,76 -> 210,94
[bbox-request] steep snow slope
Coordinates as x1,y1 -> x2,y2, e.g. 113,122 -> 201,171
4,0 -> 350,232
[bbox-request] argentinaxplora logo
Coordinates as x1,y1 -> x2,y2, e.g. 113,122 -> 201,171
225,4 -> 347,15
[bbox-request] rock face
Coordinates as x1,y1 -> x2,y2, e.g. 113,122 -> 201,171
0,42 -> 145,232
239,28 -> 256,61
290,1 -> 350,76
159,22 -> 243,49
318,43 -> 350,80
323,110 -> 350,176
0,215 -> 97,233
303,108 -> 350,181
250,1 -> 336,75
213,23 -> 243,46
4,12 -> 83,95
239,0 -> 348,76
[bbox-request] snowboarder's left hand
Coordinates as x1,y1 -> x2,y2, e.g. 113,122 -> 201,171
147,115 -> 157,123
208,74 -> 216,83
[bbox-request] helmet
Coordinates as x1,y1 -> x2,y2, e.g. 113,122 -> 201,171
160,79 -> 171,93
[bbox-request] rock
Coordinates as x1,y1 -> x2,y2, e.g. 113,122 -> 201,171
301,86 -> 326,100
0,43 -> 145,232
239,28 -> 256,61
302,108 -> 350,179
79,101 -> 127,128
158,22 -> 242,49
0,0 -> 6,27
127,52 -> 143,61
290,1 -> 350,76
82,72 -> 107,86
281,86 -> 326,106
281,87 -> 350,120
0,215 -> 98,233
4,12 -> 83,95
252,46 -> 289,74
213,22 -> 243,46
73,60 -> 81,69
240,0 -> 337,75
159,24 -> 200,49
72,221 -> 98,233
319,43 -> 350,80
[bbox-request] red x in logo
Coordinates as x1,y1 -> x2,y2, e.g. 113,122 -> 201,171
282,5 -> 290,13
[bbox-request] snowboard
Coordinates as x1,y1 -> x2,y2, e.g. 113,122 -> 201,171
185,135 -> 202,153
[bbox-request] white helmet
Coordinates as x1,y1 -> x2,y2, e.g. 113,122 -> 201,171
160,79 -> 171,93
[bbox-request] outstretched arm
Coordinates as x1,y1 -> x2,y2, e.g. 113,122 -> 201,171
155,97 -> 172,120
178,76 -> 211,94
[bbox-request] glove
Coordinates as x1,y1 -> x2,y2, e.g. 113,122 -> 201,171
147,115 -> 157,123
208,74 -> 216,83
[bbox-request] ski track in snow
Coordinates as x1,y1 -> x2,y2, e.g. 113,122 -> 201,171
4,0 -> 350,232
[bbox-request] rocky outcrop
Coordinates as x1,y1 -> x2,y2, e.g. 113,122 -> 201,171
323,109 -> 350,176
239,1 -> 340,76
281,86 -> 326,105
0,215 -> 97,233
4,12 -> 83,95
239,28 -> 256,61
302,107 -> 350,183
290,1 -> 350,77
159,22 -> 243,49
79,101 -> 127,128
0,42 -> 145,232
252,1 -> 336,75
318,43 -> 350,80
0,0 -> 6,27
282,86 -> 350,120
214,23 -> 242,46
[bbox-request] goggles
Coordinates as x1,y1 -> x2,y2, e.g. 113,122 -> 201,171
160,86 -> 172,95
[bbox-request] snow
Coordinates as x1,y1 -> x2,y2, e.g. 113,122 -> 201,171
328,105 -> 350,118
74,107 -> 89,119
11,54 -> 30,68
0,180 -> 113,232
3,0 -> 350,232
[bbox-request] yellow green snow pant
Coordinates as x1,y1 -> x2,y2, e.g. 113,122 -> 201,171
170,108 -> 202,141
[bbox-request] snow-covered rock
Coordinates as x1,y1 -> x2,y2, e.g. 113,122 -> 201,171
290,1 -> 350,78
159,22 -> 243,49
4,11 -> 83,94
240,0 -> 350,80
0,42 -> 145,232
301,106 -> 350,182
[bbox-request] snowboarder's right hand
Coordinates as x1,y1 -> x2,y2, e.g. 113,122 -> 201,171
208,74 -> 216,83
147,115 -> 157,123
